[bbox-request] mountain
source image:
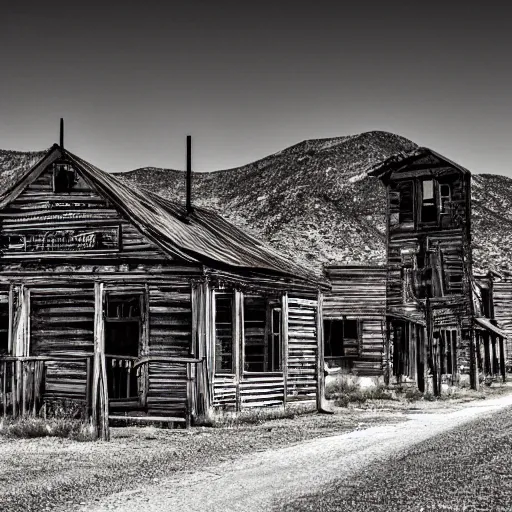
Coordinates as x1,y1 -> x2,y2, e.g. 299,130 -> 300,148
116,132 -> 417,274
1,132 -> 511,275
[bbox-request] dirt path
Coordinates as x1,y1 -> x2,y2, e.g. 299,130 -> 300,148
80,393 -> 512,511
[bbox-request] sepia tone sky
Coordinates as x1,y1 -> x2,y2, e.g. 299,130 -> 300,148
0,1 -> 511,176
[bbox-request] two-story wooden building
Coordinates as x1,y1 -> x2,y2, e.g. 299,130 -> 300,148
0,141 -> 327,438
368,147 -> 504,393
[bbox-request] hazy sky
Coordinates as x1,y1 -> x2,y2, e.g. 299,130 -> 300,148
0,1 -> 510,175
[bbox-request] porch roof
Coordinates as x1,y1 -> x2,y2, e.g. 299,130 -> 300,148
474,317 -> 507,338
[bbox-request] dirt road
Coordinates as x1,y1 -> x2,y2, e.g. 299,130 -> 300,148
80,393 -> 512,511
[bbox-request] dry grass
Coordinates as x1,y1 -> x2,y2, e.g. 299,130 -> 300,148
196,402 -> 317,427
0,417 -> 95,441
325,375 -> 395,407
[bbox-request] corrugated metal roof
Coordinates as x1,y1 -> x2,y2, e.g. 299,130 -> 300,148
0,145 -> 325,287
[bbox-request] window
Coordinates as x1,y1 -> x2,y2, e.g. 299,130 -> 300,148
398,181 -> 414,224
215,293 -> 234,373
0,298 -> 8,355
439,183 -> 451,214
243,296 -> 282,373
105,294 -> 141,357
105,294 -> 142,400
269,308 -> 282,372
480,287 -> 492,318
324,319 -> 360,360
53,163 -> 78,193
421,179 -> 437,223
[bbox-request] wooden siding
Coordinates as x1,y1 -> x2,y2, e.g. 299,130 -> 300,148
324,266 -> 386,318
30,285 -> 95,402
287,297 -> 317,401
0,165 -> 168,261
493,279 -> 512,368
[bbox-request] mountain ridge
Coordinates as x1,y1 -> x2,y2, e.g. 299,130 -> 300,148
1,132 -> 511,274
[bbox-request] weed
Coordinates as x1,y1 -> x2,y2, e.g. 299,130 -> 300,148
0,416 -> 95,441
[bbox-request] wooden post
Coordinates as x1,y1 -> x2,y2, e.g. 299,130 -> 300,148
316,291 -> 324,411
384,319 -> 391,386
91,283 -> 109,441
470,329 -> 479,391
499,336 -> 506,383
233,289 -> 242,412
282,293 -> 289,407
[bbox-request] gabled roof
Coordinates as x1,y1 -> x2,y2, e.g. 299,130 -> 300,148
368,147 -> 471,180
0,144 -> 325,287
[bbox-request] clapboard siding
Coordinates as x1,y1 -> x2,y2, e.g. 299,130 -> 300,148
287,297 -> 317,401
240,374 -> 284,407
1,166 -> 167,261
493,280 -> 512,367
148,284 -> 192,357
324,266 -> 387,317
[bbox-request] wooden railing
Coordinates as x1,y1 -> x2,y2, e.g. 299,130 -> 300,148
0,355 -> 93,418
105,355 -> 139,400
0,355 -> 204,426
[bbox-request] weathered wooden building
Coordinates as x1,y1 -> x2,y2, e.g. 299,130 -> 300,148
0,140 -> 327,437
323,265 -> 387,382
473,271 -> 508,381
368,147 -> 503,393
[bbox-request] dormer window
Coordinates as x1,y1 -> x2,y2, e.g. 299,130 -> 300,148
53,163 -> 77,193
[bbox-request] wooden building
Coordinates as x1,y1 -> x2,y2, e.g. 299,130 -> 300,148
0,141 -> 327,438
323,266 -> 387,381
368,147 -> 502,393
473,271 -> 508,381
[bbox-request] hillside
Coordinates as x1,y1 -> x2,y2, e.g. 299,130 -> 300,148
116,132 -> 417,273
1,132 -> 511,275
116,131 -> 512,274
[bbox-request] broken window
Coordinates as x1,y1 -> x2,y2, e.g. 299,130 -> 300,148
439,183 -> 451,214
105,294 -> 141,357
243,296 -> 282,372
215,293 -> 234,373
53,163 -> 78,193
421,179 -> 437,223
398,181 -> 414,224
324,319 -> 360,361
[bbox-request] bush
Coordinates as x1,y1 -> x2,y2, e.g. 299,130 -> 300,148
196,403 -> 316,428
0,398 -> 96,441
327,375 -> 394,407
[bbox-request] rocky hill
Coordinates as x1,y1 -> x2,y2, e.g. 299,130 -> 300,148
1,132 -> 511,275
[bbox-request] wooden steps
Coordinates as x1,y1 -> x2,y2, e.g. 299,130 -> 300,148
109,414 -> 188,428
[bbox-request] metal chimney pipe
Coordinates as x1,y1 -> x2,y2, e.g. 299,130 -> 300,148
60,118 -> 64,149
186,135 -> 193,213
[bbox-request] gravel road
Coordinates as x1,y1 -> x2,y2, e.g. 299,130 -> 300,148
80,393 -> 512,512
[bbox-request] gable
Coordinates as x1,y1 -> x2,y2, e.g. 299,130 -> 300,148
0,158 -> 180,262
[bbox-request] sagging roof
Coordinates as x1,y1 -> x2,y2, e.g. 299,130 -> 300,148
0,144 -> 325,287
368,147 -> 471,180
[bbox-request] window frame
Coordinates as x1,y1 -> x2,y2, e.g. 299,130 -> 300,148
419,178 -> 438,225
214,291 -> 236,375
323,318 -> 361,362
52,162 -> 78,194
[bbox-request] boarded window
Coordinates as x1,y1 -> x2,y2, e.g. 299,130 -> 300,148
215,293 -> 234,373
324,319 -> 360,360
243,297 -> 282,372
53,163 -> 78,193
398,181 -> 414,224
421,179 -> 437,223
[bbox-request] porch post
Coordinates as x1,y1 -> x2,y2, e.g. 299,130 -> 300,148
91,282 -> 109,441
499,336 -> 506,382
316,291 -> 324,411
282,292 -> 289,408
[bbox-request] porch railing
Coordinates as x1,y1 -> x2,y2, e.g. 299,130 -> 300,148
0,355 -> 93,418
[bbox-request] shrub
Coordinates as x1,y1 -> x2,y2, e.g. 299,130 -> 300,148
196,402 -> 315,428
327,375 -> 394,407
0,417 -> 95,441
